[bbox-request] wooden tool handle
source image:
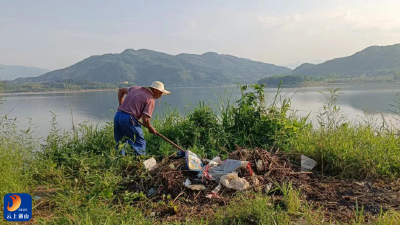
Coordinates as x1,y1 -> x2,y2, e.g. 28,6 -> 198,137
156,133 -> 186,152
136,119 -> 186,152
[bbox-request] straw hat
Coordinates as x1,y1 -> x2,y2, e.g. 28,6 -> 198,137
148,81 -> 171,95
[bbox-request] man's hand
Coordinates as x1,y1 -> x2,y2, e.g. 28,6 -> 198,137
142,114 -> 157,135
118,87 -> 129,106
148,126 -> 157,135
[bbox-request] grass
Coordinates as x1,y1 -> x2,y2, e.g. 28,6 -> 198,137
281,89 -> 400,179
0,116 -> 37,204
0,85 -> 399,224
373,210 -> 400,225
284,124 -> 400,178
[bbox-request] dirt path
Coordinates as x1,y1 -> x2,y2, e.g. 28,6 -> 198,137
300,178 -> 400,221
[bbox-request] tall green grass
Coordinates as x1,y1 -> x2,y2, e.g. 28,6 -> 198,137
281,89 -> 400,179
0,115 -> 38,212
1,85 -> 400,224
147,86 -> 400,179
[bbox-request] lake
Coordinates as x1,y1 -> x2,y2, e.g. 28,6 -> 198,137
1,83 -> 399,140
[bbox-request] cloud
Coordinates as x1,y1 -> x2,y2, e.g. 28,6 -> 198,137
328,10 -> 400,31
258,14 -> 303,28
247,2 -> 400,65
257,2 -> 400,32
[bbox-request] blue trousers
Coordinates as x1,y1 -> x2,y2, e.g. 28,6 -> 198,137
114,111 -> 146,156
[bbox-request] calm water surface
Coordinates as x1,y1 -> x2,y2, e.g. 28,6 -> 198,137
1,83 -> 399,140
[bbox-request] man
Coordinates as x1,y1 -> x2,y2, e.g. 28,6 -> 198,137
114,81 -> 171,155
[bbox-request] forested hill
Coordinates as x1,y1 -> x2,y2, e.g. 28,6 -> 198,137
13,49 -> 291,86
291,44 -> 400,77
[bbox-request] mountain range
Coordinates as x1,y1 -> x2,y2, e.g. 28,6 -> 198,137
290,44 -> 400,77
0,64 -> 49,81
9,43 -> 400,87
13,49 -> 290,86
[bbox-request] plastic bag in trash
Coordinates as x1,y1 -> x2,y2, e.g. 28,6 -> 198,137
219,160 -> 248,173
183,178 -> 191,186
301,155 -> 317,171
220,173 -> 250,191
185,150 -> 204,172
206,184 -> 222,199
199,158 -> 249,180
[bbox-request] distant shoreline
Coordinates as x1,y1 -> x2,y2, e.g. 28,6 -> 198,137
263,80 -> 400,88
1,81 -> 399,95
0,84 -> 240,95
0,88 -> 117,96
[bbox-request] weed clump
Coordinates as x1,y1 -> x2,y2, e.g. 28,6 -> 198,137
147,84 -> 305,158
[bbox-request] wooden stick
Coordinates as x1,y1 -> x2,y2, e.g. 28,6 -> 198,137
194,191 -> 201,200
173,191 -> 184,203
289,172 -> 313,175
33,200 -> 44,209
136,119 -> 186,152
157,132 -> 186,152
220,146 -> 231,155
276,153 -> 302,155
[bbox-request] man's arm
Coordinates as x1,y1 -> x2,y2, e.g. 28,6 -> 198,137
142,114 -> 157,134
118,88 -> 129,106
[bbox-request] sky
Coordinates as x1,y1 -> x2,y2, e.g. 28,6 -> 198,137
1,0 -> 400,70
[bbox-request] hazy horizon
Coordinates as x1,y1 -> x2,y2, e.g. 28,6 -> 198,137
1,0 -> 400,70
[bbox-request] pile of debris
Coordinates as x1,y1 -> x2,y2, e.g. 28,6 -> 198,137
141,147 -> 311,198
123,147 -> 314,218
124,147 -> 400,222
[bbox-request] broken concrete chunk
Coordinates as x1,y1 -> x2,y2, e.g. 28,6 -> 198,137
143,157 -> 157,171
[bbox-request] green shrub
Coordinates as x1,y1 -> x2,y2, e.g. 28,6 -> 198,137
147,84 -> 305,158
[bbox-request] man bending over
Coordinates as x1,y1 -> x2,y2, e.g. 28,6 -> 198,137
114,81 -> 171,155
